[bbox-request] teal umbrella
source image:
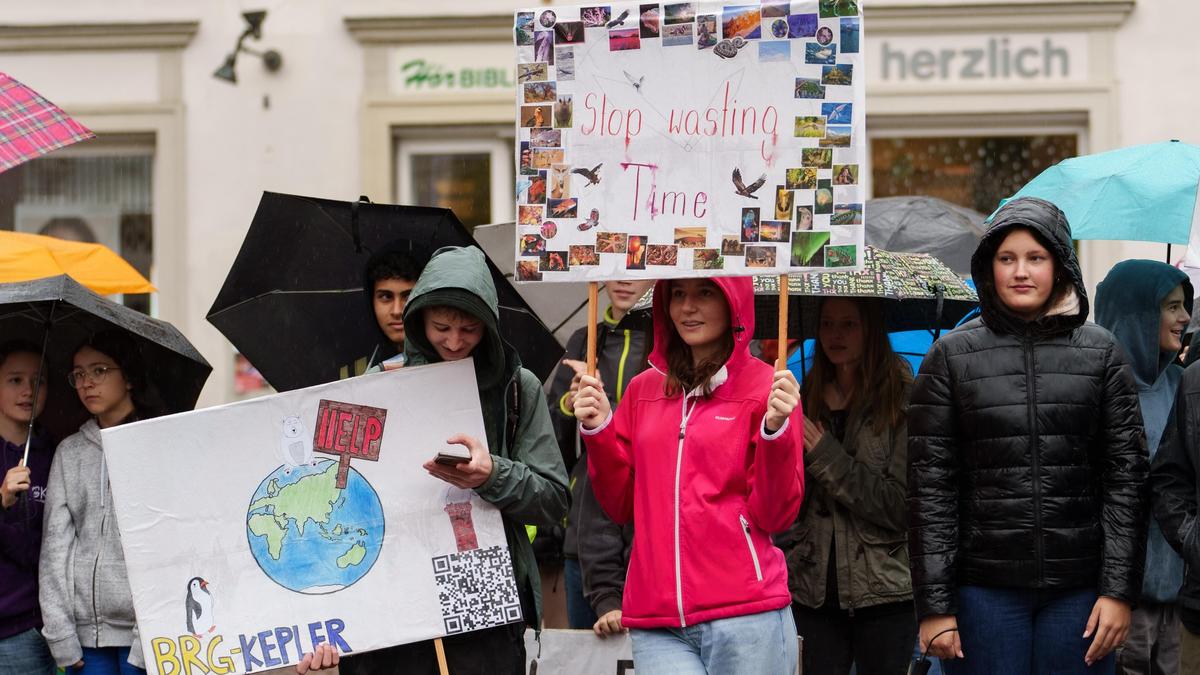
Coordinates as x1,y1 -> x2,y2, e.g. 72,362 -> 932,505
991,140 -> 1200,244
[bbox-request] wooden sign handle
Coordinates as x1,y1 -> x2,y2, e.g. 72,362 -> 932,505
777,274 -> 789,370
586,282 -> 599,376
434,637 -> 450,675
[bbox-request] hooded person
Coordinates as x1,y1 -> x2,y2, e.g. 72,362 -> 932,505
545,279 -> 654,634
908,197 -> 1148,674
573,276 -> 805,675
40,331 -> 157,674
1095,260 -> 1192,675
336,246 -> 568,675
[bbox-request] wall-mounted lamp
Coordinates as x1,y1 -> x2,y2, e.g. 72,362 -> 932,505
213,10 -> 283,84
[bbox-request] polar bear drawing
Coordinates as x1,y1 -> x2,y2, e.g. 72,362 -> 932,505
278,415 -> 314,472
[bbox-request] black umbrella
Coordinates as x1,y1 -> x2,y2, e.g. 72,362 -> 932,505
866,195 -> 985,276
752,245 -> 979,340
207,192 -> 563,392
0,275 -> 212,449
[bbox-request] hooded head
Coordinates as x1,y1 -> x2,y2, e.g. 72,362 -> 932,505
402,246 -> 513,391
1095,260 -> 1192,388
647,276 -> 755,395
971,197 -> 1087,336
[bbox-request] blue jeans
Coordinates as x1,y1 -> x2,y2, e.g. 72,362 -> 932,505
630,607 -> 798,674
0,628 -> 56,675
941,586 -> 1115,675
564,558 -> 598,629
78,647 -> 146,675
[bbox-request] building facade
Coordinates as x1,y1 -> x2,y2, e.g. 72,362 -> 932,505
0,0 -> 1183,405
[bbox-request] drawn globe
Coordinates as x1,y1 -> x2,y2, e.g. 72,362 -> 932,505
246,459 -> 384,594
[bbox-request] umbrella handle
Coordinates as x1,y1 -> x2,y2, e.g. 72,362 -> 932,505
350,195 -> 372,253
932,286 -> 945,342
22,301 -> 56,467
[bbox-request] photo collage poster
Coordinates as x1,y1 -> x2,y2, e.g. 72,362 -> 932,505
513,0 -> 866,282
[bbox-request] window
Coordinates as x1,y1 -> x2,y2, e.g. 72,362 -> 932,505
867,114 -> 1086,215
0,134 -> 155,313
871,134 -> 1079,214
395,127 -> 514,230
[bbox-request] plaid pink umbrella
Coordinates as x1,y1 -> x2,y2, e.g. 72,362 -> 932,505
0,72 -> 95,174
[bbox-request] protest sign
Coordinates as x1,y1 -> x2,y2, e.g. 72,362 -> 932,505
521,629 -> 801,674
102,359 -> 521,675
524,629 -> 634,674
513,0 -> 866,283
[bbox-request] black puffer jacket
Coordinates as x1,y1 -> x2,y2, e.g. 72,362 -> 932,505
907,197 -> 1148,620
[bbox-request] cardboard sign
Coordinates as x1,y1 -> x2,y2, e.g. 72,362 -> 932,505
513,0 -> 866,283
102,360 -> 521,674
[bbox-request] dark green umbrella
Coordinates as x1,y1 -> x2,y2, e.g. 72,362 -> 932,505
752,245 -> 978,339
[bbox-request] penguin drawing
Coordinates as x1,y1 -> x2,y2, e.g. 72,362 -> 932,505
185,577 -> 215,636
278,415 -> 314,473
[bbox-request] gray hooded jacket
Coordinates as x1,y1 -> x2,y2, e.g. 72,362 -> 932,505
39,418 -> 143,669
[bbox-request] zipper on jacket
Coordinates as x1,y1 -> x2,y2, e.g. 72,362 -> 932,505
615,328 -> 632,404
92,508 -> 105,644
674,395 -> 699,627
1025,339 -> 1044,585
739,514 -> 763,581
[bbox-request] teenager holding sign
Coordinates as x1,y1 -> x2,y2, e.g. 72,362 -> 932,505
574,276 -> 804,674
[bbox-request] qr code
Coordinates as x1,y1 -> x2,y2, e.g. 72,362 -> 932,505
432,545 -> 522,634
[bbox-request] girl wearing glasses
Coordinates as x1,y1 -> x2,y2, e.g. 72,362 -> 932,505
40,331 -> 152,675
0,341 -> 56,675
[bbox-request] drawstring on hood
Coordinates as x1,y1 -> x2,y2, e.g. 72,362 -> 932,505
971,197 -> 1088,337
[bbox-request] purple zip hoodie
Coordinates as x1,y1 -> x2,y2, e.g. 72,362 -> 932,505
0,429 -> 54,640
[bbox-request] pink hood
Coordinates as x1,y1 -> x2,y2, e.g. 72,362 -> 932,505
646,276 -> 757,377
583,276 -> 804,629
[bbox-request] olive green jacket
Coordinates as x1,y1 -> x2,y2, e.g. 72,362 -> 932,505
402,246 -> 569,627
775,384 -> 913,610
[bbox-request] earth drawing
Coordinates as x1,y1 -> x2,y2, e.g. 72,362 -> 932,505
246,459 -> 384,594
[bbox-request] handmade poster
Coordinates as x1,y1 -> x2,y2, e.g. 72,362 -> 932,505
513,0 -> 866,282
102,359 -> 520,675
523,629 -> 634,674
521,629 -> 802,673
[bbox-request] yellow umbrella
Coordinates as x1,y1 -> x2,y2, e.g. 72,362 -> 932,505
0,230 -> 155,294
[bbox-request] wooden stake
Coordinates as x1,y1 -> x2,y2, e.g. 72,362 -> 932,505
586,282 -> 599,376
777,274 -> 789,370
434,637 -> 450,675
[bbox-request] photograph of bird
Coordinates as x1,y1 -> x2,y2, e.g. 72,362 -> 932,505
623,70 -> 645,93
572,164 -> 602,187
825,102 -> 850,123
606,9 -> 630,27
185,577 -> 215,637
732,168 -> 767,199
578,208 -> 600,231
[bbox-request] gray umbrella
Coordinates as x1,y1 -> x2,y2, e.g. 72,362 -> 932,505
866,196 -> 986,276
0,274 -> 211,452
